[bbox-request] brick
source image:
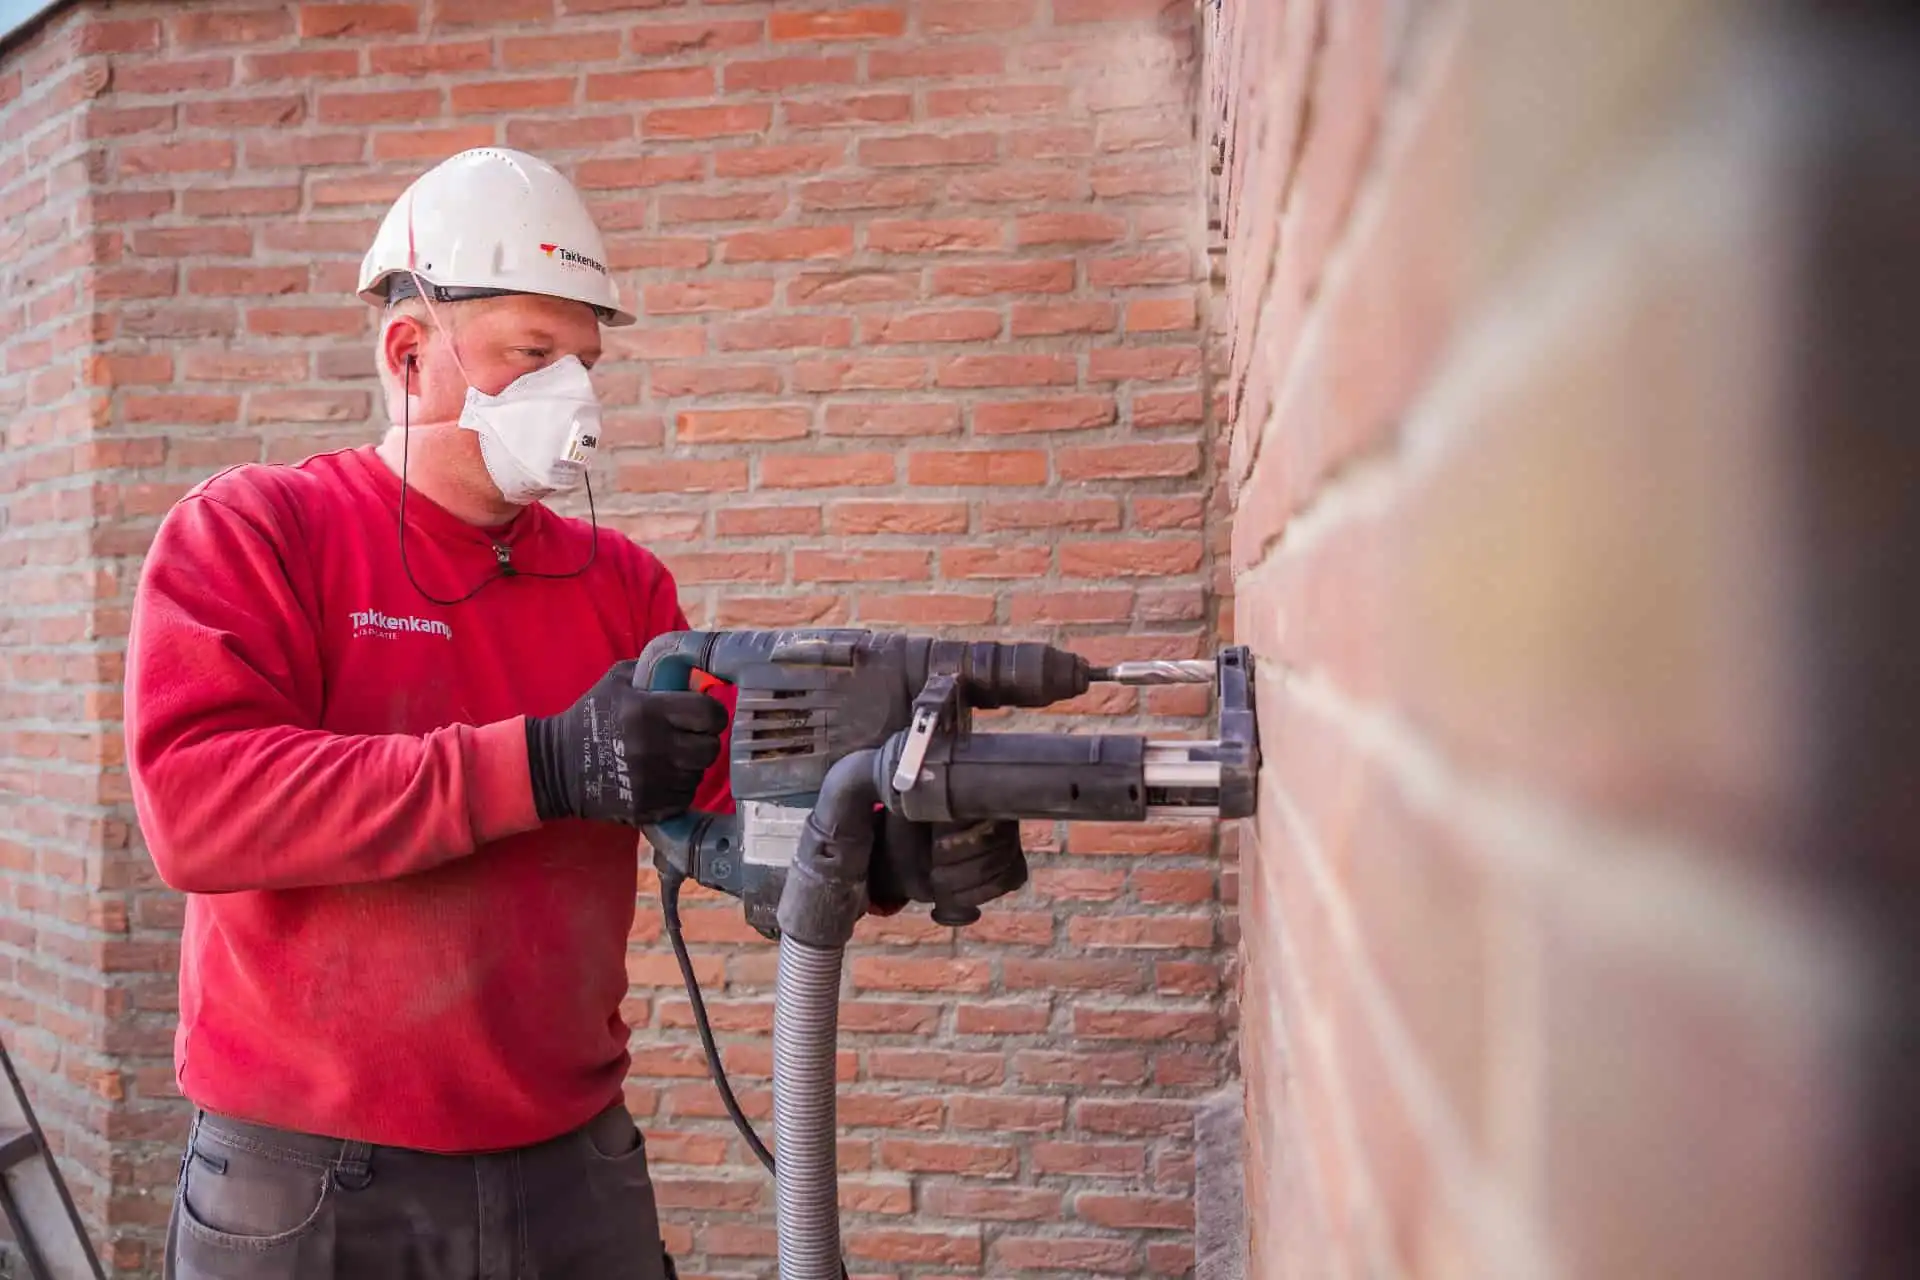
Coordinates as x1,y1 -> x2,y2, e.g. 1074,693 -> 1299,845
722,226 -> 854,264
1135,869 -> 1215,905
983,499 -> 1121,532
784,94 -> 914,130
451,78 -> 576,114
1076,1098 -> 1194,1138
850,957 -> 989,993
659,192 -> 787,224
1077,1193 -> 1194,1231
760,452 -> 894,490
714,315 -> 854,351
507,115 -> 634,150
244,307 -> 364,338
1058,442 -> 1200,481
1010,302 -> 1119,337
1089,251 -> 1194,287
1074,1006 -> 1219,1043
1033,1142 -> 1147,1178
661,553 -> 781,585
770,9 -> 905,41
615,459 -> 748,494
828,500 -> 967,536
649,363 -> 781,397
846,1228 -> 983,1267
133,227 -> 253,259
935,355 -> 1075,389
1126,296 -> 1198,331
929,85 -> 1068,118
1067,915 -> 1213,949
800,175 -> 940,212
1008,124 -> 1097,160
366,42 -> 491,74
1010,590 -> 1133,625
862,309 -> 1000,346
116,141 -> 234,176
172,8 -> 294,44
184,96 -> 313,135
823,401 -> 961,437
924,1184 -> 1060,1222
859,594 -> 997,626
726,57 -> 859,94
713,506 -> 819,539
1090,345 -> 1203,382
794,358 -> 928,392
1061,538 -> 1202,578
246,135 -> 365,169
860,134 -> 998,169
501,32 -> 623,67
954,1002 -> 1050,1034
931,260 -> 1074,297
677,407 -> 810,443
715,596 -> 848,627
576,156 -> 704,190
588,67 -> 716,103
950,166 -> 1088,204
794,549 -> 930,585
869,219 -> 1002,253
950,1095 -> 1065,1132
318,89 -> 442,126
1134,389 -> 1205,427
995,1236 -> 1138,1273
630,20 -> 764,56
869,45 -> 1004,80
837,1094 -> 944,1131
298,4 -> 418,36
373,126 -> 499,162
714,144 -> 841,179
942,546 -> 1048,579
908,451 -> 1047,487
880,1139 -> 1017,1177
974,395 -> 1115,434
1004,958 -> 1144,994
606,237 -> 709,271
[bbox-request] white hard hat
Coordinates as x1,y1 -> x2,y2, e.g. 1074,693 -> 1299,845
357,147 -> 635,327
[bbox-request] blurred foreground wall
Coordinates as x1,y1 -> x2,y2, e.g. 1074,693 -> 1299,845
0,1 -> 1224,1274
1206,0 -> 1919,1277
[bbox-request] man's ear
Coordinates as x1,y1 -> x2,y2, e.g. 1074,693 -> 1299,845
380,312 -> 429,384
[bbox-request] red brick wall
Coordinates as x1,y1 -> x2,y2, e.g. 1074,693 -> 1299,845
1208,2 -> 1881,1277
0,1 -> 1227,1275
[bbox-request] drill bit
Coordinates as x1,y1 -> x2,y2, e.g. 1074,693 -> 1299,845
1089,660 -> 1215,686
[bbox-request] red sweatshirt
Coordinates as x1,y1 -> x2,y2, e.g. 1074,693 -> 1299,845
125,444 -> 732,1153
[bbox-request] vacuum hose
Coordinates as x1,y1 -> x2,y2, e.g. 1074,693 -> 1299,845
770,748 -> 882,1280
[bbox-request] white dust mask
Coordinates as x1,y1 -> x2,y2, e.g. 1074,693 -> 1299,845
457,354 -> 602,505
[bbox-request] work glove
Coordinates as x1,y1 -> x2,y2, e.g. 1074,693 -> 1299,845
867,812 -> 1029,920
525,660 -> 725,826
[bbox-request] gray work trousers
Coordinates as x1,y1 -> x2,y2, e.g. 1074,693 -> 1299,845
163,1101 -> 676,1280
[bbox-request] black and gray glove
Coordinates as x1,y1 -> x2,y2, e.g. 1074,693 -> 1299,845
525,660 -> 725,826
867,812 -> 1029,920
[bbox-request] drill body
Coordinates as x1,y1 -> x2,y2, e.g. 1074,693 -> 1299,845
636,627 -> 1258,937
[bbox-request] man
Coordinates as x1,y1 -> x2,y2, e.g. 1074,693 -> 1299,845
123,148 -> 1019,1280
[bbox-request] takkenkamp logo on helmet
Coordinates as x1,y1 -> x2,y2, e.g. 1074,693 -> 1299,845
539,243 -> 607,276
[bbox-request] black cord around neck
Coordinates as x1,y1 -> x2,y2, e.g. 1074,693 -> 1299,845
397,359 -> 600,608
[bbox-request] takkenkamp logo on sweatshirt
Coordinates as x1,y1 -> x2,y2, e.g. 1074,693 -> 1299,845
350,609 -> 452,641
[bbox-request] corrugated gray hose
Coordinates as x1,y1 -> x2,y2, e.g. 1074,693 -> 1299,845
773,938 -> 846,1278
770,747 -> 883,1280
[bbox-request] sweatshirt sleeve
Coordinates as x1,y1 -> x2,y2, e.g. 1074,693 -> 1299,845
125,491 -> 542,895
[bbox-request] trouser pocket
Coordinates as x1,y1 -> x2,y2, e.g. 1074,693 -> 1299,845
167,1114 -> 336,1280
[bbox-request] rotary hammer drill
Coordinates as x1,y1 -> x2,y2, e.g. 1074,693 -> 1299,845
630,627 -> 1259,1280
